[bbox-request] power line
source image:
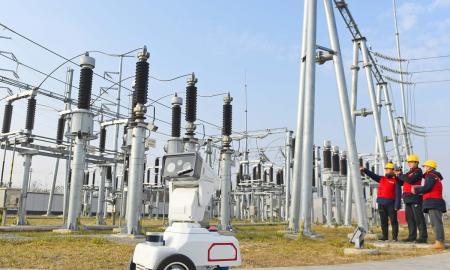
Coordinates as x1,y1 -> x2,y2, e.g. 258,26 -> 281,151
0,22 -> 243,136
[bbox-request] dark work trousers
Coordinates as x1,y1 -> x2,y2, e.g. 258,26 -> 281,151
429,209 -> 445,241
405,203 -> 428,240
378,204 -> 399,240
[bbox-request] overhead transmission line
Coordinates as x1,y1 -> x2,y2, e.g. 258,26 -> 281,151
0,22 -> 238,137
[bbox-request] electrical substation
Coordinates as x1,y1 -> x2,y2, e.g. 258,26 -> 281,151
1,0 -> 450,270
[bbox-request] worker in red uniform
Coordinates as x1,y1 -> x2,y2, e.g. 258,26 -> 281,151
361,162 -> 401,241
395,154 -> 427,243
412,160 -> 446,249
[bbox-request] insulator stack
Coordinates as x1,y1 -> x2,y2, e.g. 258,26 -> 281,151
132,48 -> 150,120
331,146 -> 340,173
323,141 -> 332,169
269,167 -> 273,183
222,94 -> 232,136
263,170 -> 267,182
154,158 -> 160,185
2,103 -> 13,133
312,167 -> 316,187
123,168 -> 128,185
83,172 -> 89,186
99,127 -> 106,152
252,166 -> 257,180
146,169 -> 151,184
257,163 -> 262,179
106,166 -> 112,181
134,64 -> 149,105
171,94 -> 182,138
92,172 -> 96,186
291,138 -> 296,159
185,75 -> 198,124
122,125 -> 128,146
340,152 -> 348,176
239,164 -> 243,180
365,161 -> 370,170
24,97 -> 37,131
276,170 -> 283,185
56,117 -> 65,145
236,174 -> 240,186
359,157 -> 364,167
78,53 -> 95,110
78,69 -> 93,109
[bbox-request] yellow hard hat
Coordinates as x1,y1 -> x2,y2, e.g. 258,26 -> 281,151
406,154 -> 420,163
422,160 -> 437,169
385,163 -> 395,169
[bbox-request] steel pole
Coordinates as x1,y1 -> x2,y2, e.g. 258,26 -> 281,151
382,83 -> 402,166
96,166 -> 106,225
344,41 -> 359,226
220,151 -> 232,230
125,124 -> 146,235
392,0 -> 408,122
324,0 -> 368,229
284,131 -> 292,221
46,158 -> 60,216
289,0 -> 309,232
62,68 -> 74,223
17,153 -> 32,225
112,56 -> 124,216
299,0 -> 317,236
360,39 -> 388,165
67,137 -> 86,230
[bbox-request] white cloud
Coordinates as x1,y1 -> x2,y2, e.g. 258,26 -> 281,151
430,0 -> 450,9
398,2 -> 425,31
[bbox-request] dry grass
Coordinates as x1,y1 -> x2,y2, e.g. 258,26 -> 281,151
236,224 -> 446,268
0,236 -> 135,270
0,218 -> 449,269
2,215 -> 165,226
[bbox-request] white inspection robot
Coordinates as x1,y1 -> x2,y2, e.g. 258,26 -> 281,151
130,152 -> 241,270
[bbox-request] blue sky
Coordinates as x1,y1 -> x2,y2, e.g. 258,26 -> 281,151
1,0 -> 450,198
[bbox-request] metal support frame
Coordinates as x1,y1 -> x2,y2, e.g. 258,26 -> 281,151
382,83 -> 402,166
219,150 -> 232,230
324,0 -> 368,230
97,165 -> 107,225
125,123 -> 146,235
360,39 -> 388,166
284,131 -> 292,221
46,157 -> 60,215
289,0 -> 309,233
16,151 -> 36,225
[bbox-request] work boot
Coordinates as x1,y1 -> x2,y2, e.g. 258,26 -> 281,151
402,237 -> 415,242
378,235 -> 388,241
415,238 -> 427,244
433,240 -> 445,250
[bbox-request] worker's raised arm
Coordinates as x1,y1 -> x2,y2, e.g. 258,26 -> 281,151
361,168 -> 381,182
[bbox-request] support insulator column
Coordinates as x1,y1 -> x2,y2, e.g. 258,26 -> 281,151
66,52 -> 95,230
167,94 -> 183,154
126,47 -> 149,235
220,93 -> 233,231
2,103 -> 13,134
184,73 -> 198,151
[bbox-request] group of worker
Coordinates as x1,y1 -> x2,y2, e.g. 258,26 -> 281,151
361,155 -> 446,249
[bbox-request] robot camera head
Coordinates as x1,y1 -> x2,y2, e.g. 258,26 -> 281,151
162,152 -> 203,181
